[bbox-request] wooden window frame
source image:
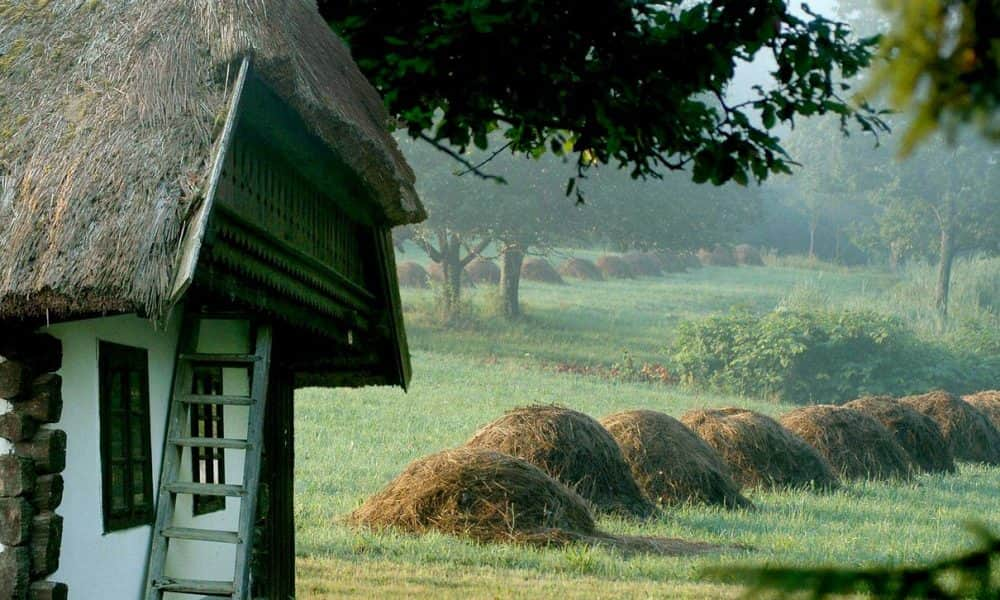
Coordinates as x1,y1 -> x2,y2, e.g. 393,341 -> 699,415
98,341 -> 155,533
190,367 -> 226,516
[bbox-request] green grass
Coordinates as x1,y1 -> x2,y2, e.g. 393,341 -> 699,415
293,261 -> 1000,598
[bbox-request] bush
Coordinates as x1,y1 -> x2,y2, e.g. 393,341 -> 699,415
671,307 -> 995,404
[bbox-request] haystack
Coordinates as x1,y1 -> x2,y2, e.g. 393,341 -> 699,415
396,261 -> 430,288
963,391 -> 1000,431
900,391 -> 1000,465
680,408 -> 839,491
600,410 -> 753,510
465,406 -> 657,517
595,255 -> 634,279
558,258 -> 604,281
655,251 -> 687,273
465,258 -> 500,285
680,253 -> 703,270
732,244 -> 764,266
622,253 -> 663,277
521,258 -> 565,284
350,447 -> 721,556
697,246 -> 737,267
779,405 -> 915,480
844,396 -> 955,474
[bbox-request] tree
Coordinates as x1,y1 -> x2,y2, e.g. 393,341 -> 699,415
321,1 -> 885,192
867,0 -> 1000,154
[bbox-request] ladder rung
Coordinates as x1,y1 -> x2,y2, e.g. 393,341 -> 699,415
153,578 -> 234,596
165,482 -> 245,497
171,437 -> 250,450
179,353 -> 259,365
179,394 -> 254,406
162,527 -> 240,544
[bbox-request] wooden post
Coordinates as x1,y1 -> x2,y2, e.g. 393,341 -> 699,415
29,513 -> 62,578
12,375 -> 62,423
0,412 -> 39,442
0,497 -> 34,546
0,456 -> 35,498
29,476 -> 62,513
28,582 -> 67,600
0,546 -> 30,599
0,357 -> 28,399
14,430 -> 67,475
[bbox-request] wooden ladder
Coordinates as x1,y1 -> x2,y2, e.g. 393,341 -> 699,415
144,315 -> 273,600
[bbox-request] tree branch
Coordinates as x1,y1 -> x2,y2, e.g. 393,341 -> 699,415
418,133 -> 507,183
457,142 -> 513,177
460,237 -> 492,267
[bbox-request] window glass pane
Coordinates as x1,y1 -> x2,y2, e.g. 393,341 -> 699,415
109,370 -> 124,411
111,465 -> 127,512
130,417 -> 144,459
132,464 -> 146,507
129,371 -> 143,413
110,417 -> 125,460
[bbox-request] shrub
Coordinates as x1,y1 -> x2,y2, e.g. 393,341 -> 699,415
670,307 -> 994,404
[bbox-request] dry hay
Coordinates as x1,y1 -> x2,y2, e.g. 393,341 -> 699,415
844,396 -> 955,474
779,405 -> 915,481
466,406 -> 657,517
465,258 -> 500,285
622,253 -> 663,277
600,410 -> 753,510
349,447 -> 719,556
655,251 -> 688,273
963,391 -> 1000,432
680,408 -> 840,491
732,244 -> 764,266
697,246 -> 737,267
396,261 -> 430,289
595,255 -> 635,279
558,258 -> 604,281
521,258 -> 565,284
900,391 -> 1000,465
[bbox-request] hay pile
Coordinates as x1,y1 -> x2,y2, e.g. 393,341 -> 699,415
396,261 -> 429,288
601,410 -> 753,510
595,255 -> 634,279
622,253 -> 663,277
465,258 -> 500,285
963,391 -> 1000,431
696,246 -> 737,267
521,258 -> 565,284
900,391 -> 1000,465
680,253 -> 703,270
466,406 -> 657,517
558,258 -> 604,281
732,244 -> 764,266
681,408 -> 840,491
779,405 -> 915,480
349,447 -> 720,556
655,251 -> 687,273
844,396 -> 955,474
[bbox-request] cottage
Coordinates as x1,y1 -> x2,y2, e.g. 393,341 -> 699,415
0,2 -> 424,598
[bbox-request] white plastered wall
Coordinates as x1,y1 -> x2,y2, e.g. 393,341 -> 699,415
0,314 -> 253,599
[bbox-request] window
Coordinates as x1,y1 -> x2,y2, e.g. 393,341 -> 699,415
191,367 -> 226,516
99,342 -> 154,532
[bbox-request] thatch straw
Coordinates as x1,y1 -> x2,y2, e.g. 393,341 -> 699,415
779,405 -> 915,481
349,447 -> 720,556
0,0 -> 424,320
622,253 -> 663,277
464,258 -> 500,285
681,408 -> 840,491
595,255 -> 634,279
844,396 -> 956,474
558,258 -> 604,281
900,391 -> 1000,465
600,410 -> 753,510
396,261 -> 430,289
465,406 -> 657,518
732,244 -> 764,266
521,258 -> 565,284
963,391 -> 1000,432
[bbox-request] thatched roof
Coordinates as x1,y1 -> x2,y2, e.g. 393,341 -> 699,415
0,0 -> 424,320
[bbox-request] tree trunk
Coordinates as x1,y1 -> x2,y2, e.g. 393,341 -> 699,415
499,246 -> 525,319
808,220 -> 818,259
434,234 -> 465,322
888,241 -> 902,271
935,224 -> 956,318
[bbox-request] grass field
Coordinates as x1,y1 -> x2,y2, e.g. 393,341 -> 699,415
293,261 -> 1000,598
